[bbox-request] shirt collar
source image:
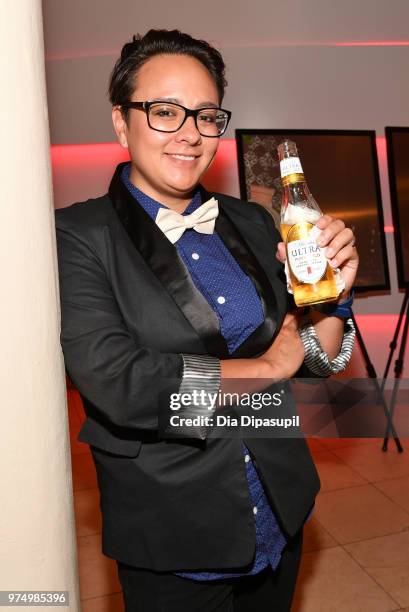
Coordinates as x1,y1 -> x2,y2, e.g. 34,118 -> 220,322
121,162 -> 202,222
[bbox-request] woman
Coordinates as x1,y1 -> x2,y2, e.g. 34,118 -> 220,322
55,29 -> 358,612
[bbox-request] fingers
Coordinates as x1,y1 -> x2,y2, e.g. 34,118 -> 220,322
282,312 -> 300,328
314,217 -> 357,263
276,242 -> 286,262
327,243 -> 358,268
280,216 -> 357,267
316,219 -> 346,249
315,214 -> 335,230
321,227 -> 354,259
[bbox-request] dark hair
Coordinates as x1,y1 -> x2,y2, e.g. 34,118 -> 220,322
108,29 -> 227,121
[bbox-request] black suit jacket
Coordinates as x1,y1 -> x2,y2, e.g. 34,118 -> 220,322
55,162 -> 320,571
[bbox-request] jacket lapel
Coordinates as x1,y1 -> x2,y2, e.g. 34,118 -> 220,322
108,163 -> 286,359
108,163 -> 229,357
200,186 -> 287,357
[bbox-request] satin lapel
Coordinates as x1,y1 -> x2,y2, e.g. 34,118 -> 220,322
108,163 -> 229,357
199,186 -> 288,357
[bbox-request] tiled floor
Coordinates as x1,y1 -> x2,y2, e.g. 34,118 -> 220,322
68,388 -> 409,611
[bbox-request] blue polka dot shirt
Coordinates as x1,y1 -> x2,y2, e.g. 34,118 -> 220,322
121,163 -> 288,580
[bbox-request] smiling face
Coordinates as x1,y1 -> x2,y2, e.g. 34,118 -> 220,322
112,53 -> 221,211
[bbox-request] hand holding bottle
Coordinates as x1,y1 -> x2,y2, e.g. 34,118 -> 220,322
278,139 -> 346,306
313,215 -> 359,299
275,216 -> 359,301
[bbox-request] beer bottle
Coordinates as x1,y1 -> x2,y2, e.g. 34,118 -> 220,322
277,139 -> 338,306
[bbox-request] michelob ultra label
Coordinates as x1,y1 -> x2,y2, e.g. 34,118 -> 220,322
280,156 -> 304,178
286,222 -> 327,284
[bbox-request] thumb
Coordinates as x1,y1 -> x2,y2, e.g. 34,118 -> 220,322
276,242 -> 286,263
282,312 -> 298,327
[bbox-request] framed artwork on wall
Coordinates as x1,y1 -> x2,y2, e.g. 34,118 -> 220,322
235,129 -> 390,293
385,126 -> 409,289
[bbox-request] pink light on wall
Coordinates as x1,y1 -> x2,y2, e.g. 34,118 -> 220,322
51,142 -> 130,209
347,314 -> 409,377
376,136 -> 387,160
45,40 -> 409,62
51,139 -> 238,208
202,139 -> 238,194
51,138 -> 394,235
50,140 -> 236,174
334,41 -> 409,46
217,39 -> 409,49
375,135 -> 394,233
51,142 -> 130,169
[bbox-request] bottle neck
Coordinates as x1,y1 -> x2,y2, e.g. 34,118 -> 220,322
279,154 -> 305,187
279,150 -> 322,221
282,172 -> 306,188
280,156 -> 312,203
282,179 -> 312,205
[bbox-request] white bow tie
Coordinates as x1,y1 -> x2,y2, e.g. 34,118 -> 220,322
155,197 -> 219,244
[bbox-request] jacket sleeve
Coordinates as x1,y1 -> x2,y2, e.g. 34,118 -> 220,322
55,211 -> 210,438
297,316 -> 355,377
161,354 -> 221,440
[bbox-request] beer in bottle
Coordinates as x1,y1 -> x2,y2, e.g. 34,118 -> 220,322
277,139 -> 339,306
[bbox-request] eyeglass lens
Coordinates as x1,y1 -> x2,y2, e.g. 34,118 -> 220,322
148,103 -> 228,136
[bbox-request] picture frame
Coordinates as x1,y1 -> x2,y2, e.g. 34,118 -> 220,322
235,129 -> 390,293
385,126 -> 409,289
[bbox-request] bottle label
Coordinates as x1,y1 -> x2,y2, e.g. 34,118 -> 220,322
286,223 -> 327,284
280,157 -> 304,178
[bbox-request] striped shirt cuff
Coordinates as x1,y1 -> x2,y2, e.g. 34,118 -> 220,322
179,354 -> 221,392
174,354 -> 221,440
298,317 -> 356,377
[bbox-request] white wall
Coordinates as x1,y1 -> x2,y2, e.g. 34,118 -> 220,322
0,0 -> 80,604
43,0 -> 409,374
44,1 -> 409,144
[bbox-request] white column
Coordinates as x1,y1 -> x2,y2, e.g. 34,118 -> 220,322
0,1 -> 80,609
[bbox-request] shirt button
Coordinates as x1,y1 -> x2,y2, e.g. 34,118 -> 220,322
253,506 -> 258,515
244,454 -> 250,463
191,252 -> 200,260
217,296 -> 226,304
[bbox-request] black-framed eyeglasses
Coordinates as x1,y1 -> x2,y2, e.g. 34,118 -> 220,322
120,100 -> 232,137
